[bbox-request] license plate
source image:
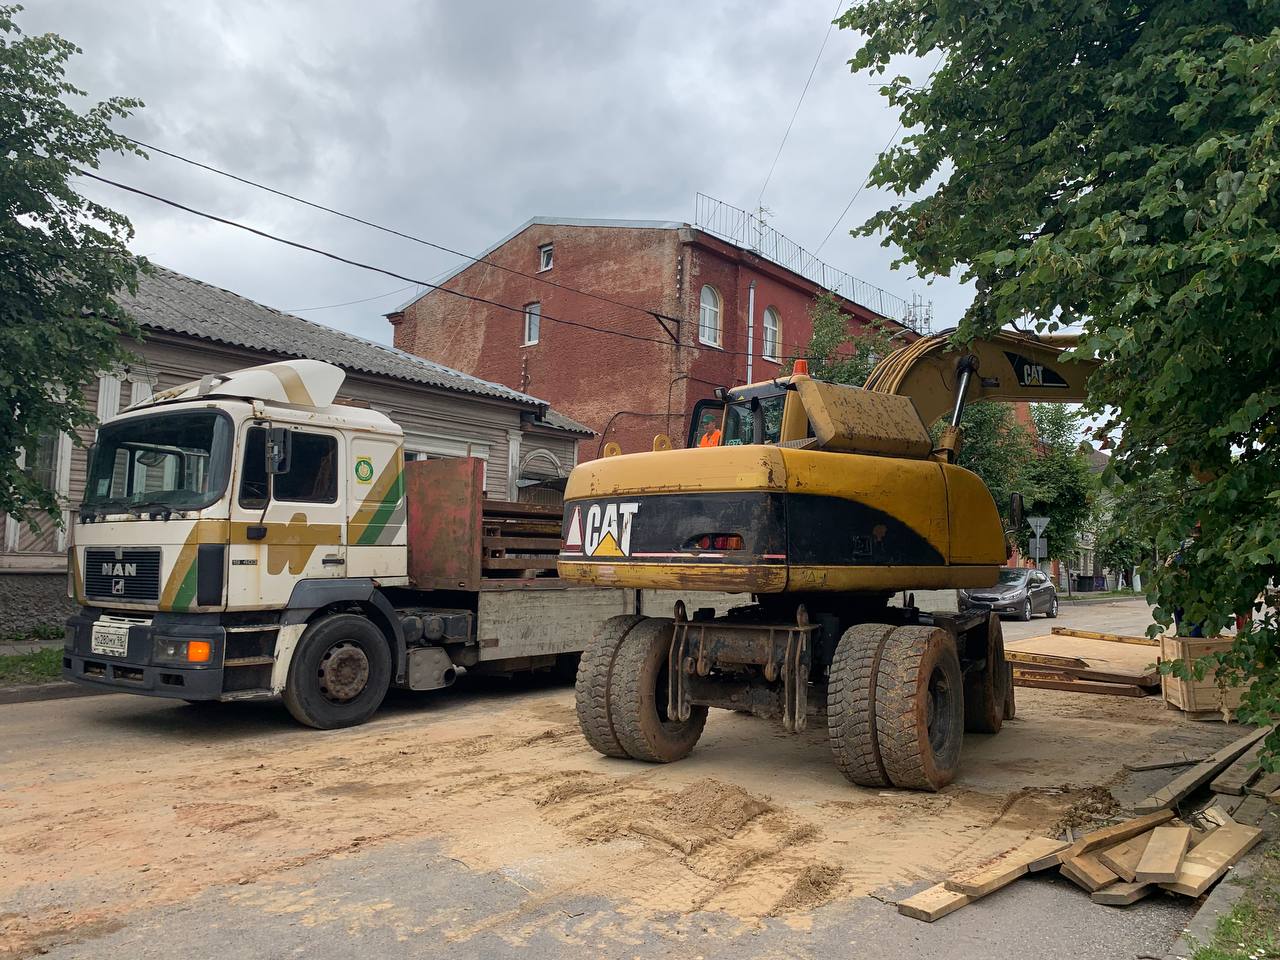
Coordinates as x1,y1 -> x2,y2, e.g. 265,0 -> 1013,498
91,622 -> 131,657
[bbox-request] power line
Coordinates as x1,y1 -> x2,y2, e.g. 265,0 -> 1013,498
80,170 -> 826,361
815,52 -> 946,255
285,284 -> 416,312
124,136 -> 685,328
757,0 -> 846,209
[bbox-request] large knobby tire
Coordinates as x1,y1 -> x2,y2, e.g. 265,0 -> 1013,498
875,625 -> 965,791
609,617 -> 707,763
1004,662 -> 1017,720
282,613 -> 392,729
963,613 -> 1008,734
574,613 -> 645,758
827,623 -> 896,787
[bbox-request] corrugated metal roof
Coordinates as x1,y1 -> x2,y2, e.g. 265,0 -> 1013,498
118,265 -> 593,435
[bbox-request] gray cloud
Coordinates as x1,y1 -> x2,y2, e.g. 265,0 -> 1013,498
24,0 -> 971,343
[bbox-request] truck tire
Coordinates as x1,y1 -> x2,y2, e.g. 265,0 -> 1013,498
827,623 -> 896,787
875,625 -> 964,791
609,617 -> 707,763
282,613 -> 392,729
963,613 -> 1007,734
1004,663 -> 1017,719
574,613 -> 645,758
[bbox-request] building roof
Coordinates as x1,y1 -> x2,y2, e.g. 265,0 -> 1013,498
391,216 -> 685,312
118,264 -> 593,435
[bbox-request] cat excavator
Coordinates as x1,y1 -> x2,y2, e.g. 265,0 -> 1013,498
557,329 -> 1096,791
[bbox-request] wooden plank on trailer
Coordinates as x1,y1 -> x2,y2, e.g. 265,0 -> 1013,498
1134,825 -> 1192,883
1159,822 -> 1263,897
1012,672 -> 1147,698
1060,853 -> 1119,892
1245,771 -> 1280,798
897,883 -> 972,922
1050,626 -> 1160,647
482,536 -> 563,552
1211,741 -> 1266,796
1091,881 -> 1156,906
1096,833 -> 1152,882
1134,727 -> 1273,814
945,837 -> 1068,898
481,556 -> 560,570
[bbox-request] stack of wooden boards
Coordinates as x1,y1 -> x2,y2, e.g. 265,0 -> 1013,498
898,725 -> 1274,923
1007,626 -> 1161,698
1205,729 -> 1280,819
480,499 -> 563,578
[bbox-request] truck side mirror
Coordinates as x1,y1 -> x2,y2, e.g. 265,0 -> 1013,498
1010,492 -> 1024,530
267,427 -> 292,475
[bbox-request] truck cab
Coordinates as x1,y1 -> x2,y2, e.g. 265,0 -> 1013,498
64,359 -> 410,721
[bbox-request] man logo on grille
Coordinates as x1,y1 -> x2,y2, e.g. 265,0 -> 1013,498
112,579 -> 125,595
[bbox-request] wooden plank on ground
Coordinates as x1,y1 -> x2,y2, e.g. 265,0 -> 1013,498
1134,727 -> 1273,814
945,837 -> 1068,898
1060,852 -> 1119,892
1245,771 -> 1280,798
1092,881 -> 1157,906
1006,651 -> 1091,670
897,883 -> 972,922
1007,635 -> 1160,675
1134,825 -> 1192,883
1160,822 -> 1263,897
1065,810 -> 1175,858
1211,741 -> 1266,796
1011,672 -> 1147,698
1232,795 -> 1269,826
1051,626 -> 1160,646
1124,756 -> 1209,772
1096,833 -> 1152,882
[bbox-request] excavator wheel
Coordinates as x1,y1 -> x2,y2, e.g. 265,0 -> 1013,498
1004,661 -> 1017,720
875,625 -> 965,791
574,614 -> 645,758
827,623 -> 897,787
963,613 -> 1008,734
608,617 -> 707,763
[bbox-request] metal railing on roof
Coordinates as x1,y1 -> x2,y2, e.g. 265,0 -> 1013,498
692,193 -> 931,334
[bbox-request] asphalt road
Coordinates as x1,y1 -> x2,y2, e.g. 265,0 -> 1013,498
0,599 -> 1237,960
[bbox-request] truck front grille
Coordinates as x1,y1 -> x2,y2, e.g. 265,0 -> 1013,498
84,548 -> 162,602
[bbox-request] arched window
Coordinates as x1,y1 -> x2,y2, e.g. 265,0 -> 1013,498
762,307 -> 781,362
698,285 -> 721,347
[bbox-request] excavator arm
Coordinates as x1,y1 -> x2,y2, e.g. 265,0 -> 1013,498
865,328 -> 1098,460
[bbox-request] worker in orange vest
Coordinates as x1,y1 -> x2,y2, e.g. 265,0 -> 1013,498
696,410 -> 721,447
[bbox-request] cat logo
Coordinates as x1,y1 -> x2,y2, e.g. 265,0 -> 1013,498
1004,351 -> 1068,389
562,502 -> 640,558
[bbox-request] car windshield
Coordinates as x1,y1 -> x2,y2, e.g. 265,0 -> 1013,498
722,391 -> 785,446
998,569 -> 1029,585
83,410 -> 233,513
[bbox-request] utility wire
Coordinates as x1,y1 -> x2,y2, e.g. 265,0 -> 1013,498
80,170 -> 828,361
124,136 -> 684,327
286,284 -> 416,312
756,0 -> 846,209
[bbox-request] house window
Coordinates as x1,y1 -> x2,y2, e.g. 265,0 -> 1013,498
762,307 -> 781,362
538,244 -> 553,272
523,302 -> 541,345
24,434 -> 57,491
698,285 -> 721,347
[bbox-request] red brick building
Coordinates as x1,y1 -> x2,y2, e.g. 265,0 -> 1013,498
388,217 -> 919,458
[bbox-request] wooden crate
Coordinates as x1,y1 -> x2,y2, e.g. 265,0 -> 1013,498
1160,635 -> 1249,716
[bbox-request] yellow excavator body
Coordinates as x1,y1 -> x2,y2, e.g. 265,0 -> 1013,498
557,329 -> 1095,596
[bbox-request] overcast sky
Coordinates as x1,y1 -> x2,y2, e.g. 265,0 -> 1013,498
26,0 -> 969,346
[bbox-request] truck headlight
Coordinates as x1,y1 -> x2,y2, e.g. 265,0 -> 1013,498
154,638 -> 213,664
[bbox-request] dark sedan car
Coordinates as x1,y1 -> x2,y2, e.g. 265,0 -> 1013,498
959,568 -> 1059,621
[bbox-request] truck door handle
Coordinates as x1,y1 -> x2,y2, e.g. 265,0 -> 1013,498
322,556 -> 345,566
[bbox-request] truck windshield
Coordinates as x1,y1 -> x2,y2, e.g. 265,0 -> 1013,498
722,392 -> 785,445
83,411 -> 233,513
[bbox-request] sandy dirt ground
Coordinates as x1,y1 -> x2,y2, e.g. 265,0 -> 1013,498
0,600 -> 1242,958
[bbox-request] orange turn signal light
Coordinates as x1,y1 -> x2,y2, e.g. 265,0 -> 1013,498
187,640 -> 212,663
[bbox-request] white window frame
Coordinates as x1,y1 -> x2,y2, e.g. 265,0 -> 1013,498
761,306 -> 781,363
698,285 -> 722,348
523,302 -> 541,346
538,244 -> 554,272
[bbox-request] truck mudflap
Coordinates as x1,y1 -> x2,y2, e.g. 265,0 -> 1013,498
667,601 -> 818,732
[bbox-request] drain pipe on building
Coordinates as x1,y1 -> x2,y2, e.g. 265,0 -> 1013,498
746,280 -> 756,384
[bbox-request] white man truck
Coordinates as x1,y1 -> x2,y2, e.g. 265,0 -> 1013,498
63,358 -> 631,727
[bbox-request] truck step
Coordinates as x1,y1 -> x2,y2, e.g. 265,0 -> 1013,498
224,655 -> 276,667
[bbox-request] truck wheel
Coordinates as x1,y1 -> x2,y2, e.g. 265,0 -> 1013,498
609,617 -> 706,763
827,623 -> 896,787
1003,662 -> 1017,720
963,613 -> 1007,734
282,614 -> 392,729
574,614 -> 645,758
875,625 -> 964,791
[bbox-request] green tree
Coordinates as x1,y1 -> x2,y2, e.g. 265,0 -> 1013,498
840,0 -> 1280,762
786,291 -> 905,385
1017,405 -> 1094,563
1,4 -> 145,523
